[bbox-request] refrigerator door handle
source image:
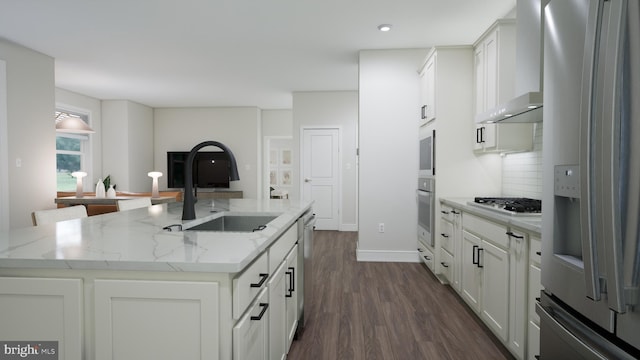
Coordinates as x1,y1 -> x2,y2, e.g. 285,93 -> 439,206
579,0 -> 605,302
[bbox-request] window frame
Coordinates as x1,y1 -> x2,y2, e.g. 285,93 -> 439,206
55,106 -> 93,192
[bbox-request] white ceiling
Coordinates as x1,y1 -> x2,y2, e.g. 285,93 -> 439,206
0,0 -> 515,109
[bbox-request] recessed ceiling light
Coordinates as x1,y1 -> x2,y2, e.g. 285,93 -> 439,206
378,24 -> 392,32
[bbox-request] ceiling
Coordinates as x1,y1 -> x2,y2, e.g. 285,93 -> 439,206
0,0 -> 515,109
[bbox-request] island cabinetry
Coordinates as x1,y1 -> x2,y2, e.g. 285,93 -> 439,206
94,279 -> 220,360
233,251 -> 269,319
284,245 -> 299,350
234,288 -> 269,360
268,262 -> 287,360
0,277 -> 83,360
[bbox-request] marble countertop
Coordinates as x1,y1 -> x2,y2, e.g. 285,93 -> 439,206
0,199 -> 312,273
440,197 -> 542,235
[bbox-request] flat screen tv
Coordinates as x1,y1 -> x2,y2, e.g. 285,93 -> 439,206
167,151 -> 231,189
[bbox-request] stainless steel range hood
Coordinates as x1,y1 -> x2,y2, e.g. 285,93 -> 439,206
476,0 -> 545,124
475,92 -> 543,123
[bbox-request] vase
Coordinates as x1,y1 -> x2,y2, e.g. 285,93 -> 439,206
106,185 -> 116,198
95,179 -> 106,198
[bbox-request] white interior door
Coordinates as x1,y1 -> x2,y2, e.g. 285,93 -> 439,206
302,128 -> 339,230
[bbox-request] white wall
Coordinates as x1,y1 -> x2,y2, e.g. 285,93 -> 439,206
153,107 -> 261,199
262,109 -> 292,137
55,88 -> 103,186
0,60 -> 8,230
102,100 -> 154,192
292,91 -> 358,230
0,39 -> 56,229
358,49 -> 427,261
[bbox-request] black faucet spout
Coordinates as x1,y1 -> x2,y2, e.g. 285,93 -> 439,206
182,141 -> 240,221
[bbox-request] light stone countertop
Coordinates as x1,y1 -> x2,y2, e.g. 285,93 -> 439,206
0,199 -> 312,273
440,197 -> 542,235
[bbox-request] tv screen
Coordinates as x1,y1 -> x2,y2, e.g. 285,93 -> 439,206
167,151 -> 231,189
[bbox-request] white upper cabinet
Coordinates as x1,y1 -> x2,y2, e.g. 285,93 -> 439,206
473,19 -> 533,153
419,51 -> 437,125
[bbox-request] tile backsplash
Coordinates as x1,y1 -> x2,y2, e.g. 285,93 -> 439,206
502,123 -> 543,199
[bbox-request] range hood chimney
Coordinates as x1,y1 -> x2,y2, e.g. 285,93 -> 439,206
476,0 -> 545,123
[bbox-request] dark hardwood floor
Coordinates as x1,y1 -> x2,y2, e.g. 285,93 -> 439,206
287,230 -> 514,360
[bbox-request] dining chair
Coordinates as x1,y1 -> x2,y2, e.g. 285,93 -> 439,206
32,205 -> 88,226
116,197 -> 152,211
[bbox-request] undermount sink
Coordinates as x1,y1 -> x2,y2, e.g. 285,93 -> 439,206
184,213 -> 280,232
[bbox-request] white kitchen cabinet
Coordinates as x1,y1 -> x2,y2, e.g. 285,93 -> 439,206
285,245 -> 299,350
528,235 -> 542,360
439,203 -> 462,291
417,239 -> 435,272
94,279 -> 220,360
419,51 -> 436,125
461,230 -> 482,313
268,262 -> 287,360
0,277 -> 83,360
462,213 -> 510,343
234,251 -> 269,319
234,288 -> 269,360
479,239 -> 509,342
507,229 -> 529,359
473,19 -> 534,153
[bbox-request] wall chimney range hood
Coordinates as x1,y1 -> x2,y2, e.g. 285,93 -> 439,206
476,0 -> 545,124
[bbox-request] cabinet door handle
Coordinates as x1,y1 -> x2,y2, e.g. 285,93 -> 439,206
536,251 -> 542,256
250,273 -> 269,288
441,262 -> 449,268
250,303 -> 269,321
476,128 -> 481,143
441,210 -> 450,214
286,266 -> 295,297
423,255 -> 431,261
506,231 -> 525,239
451,210 -> 460,215
480,126 -> 486,143
477,248 -> 484,268
421,105 -> 427,119
441,233 -> 449,238
472,245 -> 479,265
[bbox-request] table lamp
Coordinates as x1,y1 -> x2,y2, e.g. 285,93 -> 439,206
148,171 -> 163,198
71,171 -> 88,198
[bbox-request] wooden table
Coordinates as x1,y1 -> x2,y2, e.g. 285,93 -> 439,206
55,196 -> 177,207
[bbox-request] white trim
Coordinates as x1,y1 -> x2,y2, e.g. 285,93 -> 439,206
263,135 -> 293,200
0,60 -> 8,230
356,249 -> 421,263
300,126 -> 343,230
55,103 -> 94,189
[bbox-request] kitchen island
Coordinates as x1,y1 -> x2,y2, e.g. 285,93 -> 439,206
0,198 -> 313,360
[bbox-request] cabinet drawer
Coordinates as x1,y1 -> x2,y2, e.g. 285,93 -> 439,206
528,320 -> 540,360
439,248 -> 454,283
233,288 -> 268,360
233,251 -> 269,319
440,219 -> 454,253
440,204 -> 454,222
269,225 -> 297,273
463,213 -> 508,248
529,235 -> 541,265
417,241 -> 435,271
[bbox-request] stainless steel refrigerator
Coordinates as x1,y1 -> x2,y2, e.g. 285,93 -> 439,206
540,0 -> 640,358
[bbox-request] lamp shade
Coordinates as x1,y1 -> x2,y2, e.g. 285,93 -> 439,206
56,117 -> 95,134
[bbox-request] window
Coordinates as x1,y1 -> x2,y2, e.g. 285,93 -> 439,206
55,110 -> 91,191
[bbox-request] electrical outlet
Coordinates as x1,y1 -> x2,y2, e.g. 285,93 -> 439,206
378,223 -> 385,233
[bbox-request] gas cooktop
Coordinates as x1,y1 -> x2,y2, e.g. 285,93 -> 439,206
469,197 -> 542,216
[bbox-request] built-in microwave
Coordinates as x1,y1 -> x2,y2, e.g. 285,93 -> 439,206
419,129 -> 435,177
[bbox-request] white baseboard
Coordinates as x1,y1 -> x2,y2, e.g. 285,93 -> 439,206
356,249 -> 420,263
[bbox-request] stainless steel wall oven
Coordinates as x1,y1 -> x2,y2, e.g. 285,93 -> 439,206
417,177 -> 435,247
